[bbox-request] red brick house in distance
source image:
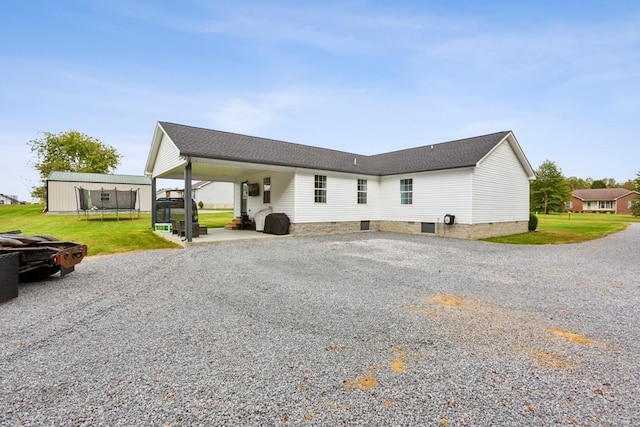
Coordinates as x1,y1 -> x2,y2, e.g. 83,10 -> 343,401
569,188 -> 639,214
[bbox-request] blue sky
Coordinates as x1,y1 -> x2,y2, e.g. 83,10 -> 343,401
2,0 -> 639,201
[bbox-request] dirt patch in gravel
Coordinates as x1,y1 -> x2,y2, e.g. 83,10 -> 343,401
404,293 -> 612,370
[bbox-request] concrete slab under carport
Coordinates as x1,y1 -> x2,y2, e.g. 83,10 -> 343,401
154,227 -> 289,247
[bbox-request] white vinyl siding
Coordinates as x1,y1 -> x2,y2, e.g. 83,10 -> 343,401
152,133 -> 184,177
472,140 -> 530,223
235,171 -> 295,219
294,172 -> 379,223
379,169 -> 472,223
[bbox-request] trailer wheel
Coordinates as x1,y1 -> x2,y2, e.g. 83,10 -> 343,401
19,265 -> 61,282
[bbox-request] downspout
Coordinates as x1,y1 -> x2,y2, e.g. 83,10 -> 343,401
184,159 -> 193,242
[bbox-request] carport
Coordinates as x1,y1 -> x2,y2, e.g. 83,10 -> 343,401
144,122 -> 297,242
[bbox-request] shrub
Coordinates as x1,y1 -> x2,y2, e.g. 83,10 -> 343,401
198,201 -> 204,209
528,213 -> 538,231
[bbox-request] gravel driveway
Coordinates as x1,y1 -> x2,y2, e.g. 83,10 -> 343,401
1,226 -> 639,426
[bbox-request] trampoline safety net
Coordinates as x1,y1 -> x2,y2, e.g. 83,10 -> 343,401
76,187 -> 140,220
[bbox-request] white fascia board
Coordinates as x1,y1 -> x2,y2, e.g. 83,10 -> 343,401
144,122 -> 165,176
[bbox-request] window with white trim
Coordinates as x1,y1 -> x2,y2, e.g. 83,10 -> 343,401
263,177 -> 271,203
357,179 -> 367,204
314,175 -> 327,203
400,179 -> 413,205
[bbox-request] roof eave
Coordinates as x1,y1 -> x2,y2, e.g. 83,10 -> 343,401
145,122 -> 175,176
182,151 -> 377,175
379,164 -> 476,177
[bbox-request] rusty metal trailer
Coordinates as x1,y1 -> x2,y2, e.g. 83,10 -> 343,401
0,231 -> 88,285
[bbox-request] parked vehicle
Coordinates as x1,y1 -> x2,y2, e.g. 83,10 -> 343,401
155,197 -> 198,224
0,231 -> 88,282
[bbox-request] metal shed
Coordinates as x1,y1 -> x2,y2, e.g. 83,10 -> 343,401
46,172 -> 153,213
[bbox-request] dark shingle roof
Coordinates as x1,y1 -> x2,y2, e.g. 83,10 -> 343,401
572,188 -> 635,201
159,122 -> 511,176
0,193 -> 20,203
369,132 -> 511,175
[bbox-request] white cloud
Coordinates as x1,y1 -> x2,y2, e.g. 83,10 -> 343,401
208,88 -> 313,134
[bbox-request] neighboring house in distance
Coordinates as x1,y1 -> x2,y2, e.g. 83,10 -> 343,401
46,171 -> 153,213
156,181 -> 233,209
156,188 -> 184,198
145,121 -> 536,240
0,193 -> 21,204
193,181 -> 233,209
569,188 -> 639,214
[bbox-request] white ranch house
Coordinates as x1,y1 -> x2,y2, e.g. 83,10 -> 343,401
145,122 -> 535,241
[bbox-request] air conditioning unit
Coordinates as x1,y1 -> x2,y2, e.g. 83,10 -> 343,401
443,214 -> 455,225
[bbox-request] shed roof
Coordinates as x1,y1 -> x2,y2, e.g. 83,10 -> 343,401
155,122 -> 520,176
47,171 -> 151,185
572,188 -> 637,201
0,193 -> 20,203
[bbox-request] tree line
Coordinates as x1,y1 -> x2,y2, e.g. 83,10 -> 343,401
531,160 -> 640,215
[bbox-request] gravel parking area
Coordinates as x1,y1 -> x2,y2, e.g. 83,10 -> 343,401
1,226 -> 639,426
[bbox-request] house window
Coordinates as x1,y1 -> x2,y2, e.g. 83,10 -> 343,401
599,201 -> 612,209
357,179 -> 367,204
629,200 -> 634,209
315,175 -> 327,203
400,179 -> 413,205
263,177 -> 271,204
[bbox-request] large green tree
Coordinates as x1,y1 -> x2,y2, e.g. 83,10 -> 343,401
530,160 -> 571,214
622,179 -> 635,190
566,176 -> 591,190
631,171 -> 640,217
28,130 -> 122,201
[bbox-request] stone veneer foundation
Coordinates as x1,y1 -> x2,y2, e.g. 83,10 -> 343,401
289,220 -> 528,239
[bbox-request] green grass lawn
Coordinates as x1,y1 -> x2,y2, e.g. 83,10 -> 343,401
0,204 -> 234,256
483,212 -> 640,244
3,205 -> 637,252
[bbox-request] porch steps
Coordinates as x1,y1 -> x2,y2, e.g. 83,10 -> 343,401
224,217 -> 242,230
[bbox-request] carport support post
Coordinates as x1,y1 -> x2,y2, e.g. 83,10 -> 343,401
151,177 -> 157,229
184,159 -> 193,242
